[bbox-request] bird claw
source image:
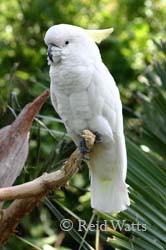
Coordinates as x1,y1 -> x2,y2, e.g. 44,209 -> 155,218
79,137 -> 90,156
94,131 -> 103,144
79,130 -> 96,160
79,130 -> 102,159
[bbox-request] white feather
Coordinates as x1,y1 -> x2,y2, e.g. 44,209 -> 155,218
45,24 -> 130,213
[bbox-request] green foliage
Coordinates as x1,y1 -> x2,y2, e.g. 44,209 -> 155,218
103,41 -> 166,250
0,1 -> 166,249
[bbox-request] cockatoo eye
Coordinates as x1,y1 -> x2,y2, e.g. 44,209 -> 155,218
65,41 -> 69,45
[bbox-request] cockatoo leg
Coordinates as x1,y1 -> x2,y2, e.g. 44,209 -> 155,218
93,131 -> 103,144
79,137 -> 90,156
78,130 -> 103,159
78,129 -> 97,160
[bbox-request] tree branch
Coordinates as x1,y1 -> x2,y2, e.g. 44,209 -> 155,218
0,149 -> 80,201
0,130 -> 96,245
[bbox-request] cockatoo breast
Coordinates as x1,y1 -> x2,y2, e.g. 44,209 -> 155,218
49,60 -> 98,134
50,61 -> 94,95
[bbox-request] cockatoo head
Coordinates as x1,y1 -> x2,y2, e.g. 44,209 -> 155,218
44,24 -> 113,65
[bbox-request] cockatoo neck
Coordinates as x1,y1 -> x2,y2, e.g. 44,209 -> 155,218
49,56 -> 95,95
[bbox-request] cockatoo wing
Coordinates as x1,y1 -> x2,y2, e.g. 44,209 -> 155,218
92,62 -> 127,176
88,62 -> 130,213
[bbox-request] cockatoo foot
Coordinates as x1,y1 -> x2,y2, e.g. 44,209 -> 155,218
94,131 -> 103,144
79,130 -> 96,160
79,137 -> 90,159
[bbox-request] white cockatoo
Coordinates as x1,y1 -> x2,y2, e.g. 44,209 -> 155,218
44,24 -> 130,213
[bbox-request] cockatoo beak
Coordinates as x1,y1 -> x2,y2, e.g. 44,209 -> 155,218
48,44 -> 53,62
85,28 -> 114,43
47,44 -> 62,64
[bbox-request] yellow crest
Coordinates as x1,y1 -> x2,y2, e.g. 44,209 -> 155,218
85,28 -> 114,43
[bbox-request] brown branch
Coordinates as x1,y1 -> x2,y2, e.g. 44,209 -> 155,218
0,130 -> 96,245
0,149 -> 81,201
0,197 -> 43,245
